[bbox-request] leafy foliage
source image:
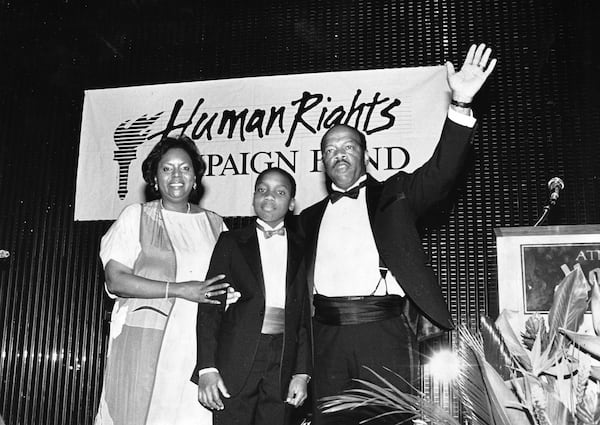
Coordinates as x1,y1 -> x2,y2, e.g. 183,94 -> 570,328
522,315 -> 549,352
318,266 -> 600,425
456,266 -> 594,425
320,367 -> 461,425
479,316 -> 515,381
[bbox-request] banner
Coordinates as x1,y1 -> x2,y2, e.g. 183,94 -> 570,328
75,66 -> 451,220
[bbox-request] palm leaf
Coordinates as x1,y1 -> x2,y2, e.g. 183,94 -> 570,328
480,315 -> 517,380
320,367 -> 461,425
456,326 -> 518,425
547,266 -> 590,355
495,310 -> 533,371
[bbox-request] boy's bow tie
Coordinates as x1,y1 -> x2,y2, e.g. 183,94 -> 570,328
256,223 -> 286,238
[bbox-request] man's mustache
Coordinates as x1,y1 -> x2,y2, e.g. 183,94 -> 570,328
332,158 -> 351,167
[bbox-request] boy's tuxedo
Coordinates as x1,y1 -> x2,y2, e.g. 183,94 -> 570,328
192,221 -> 311,400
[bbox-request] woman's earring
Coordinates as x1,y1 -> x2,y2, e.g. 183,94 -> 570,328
154,183 -> 158,192
193,182 -> 197,190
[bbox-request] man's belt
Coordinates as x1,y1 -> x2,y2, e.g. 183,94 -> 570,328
313,294 -> 405,326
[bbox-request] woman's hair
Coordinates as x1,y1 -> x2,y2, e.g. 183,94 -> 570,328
141,134 -> 206,203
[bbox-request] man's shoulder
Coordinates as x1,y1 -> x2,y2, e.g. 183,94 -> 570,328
300,197 -> 328,216
378,170 -> 412,190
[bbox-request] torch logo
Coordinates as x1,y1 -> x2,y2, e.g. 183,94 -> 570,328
112,112 -> 163,199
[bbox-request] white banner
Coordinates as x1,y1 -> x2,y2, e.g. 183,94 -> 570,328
75,66 -> 451,221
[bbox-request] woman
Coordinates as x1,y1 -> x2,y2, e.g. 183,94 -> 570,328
95,134 -> 239,425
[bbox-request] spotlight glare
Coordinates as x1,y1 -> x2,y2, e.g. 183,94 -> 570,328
428,349 -> 461,382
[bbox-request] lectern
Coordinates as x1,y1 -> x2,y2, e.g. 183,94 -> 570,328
495,224 -> 600,334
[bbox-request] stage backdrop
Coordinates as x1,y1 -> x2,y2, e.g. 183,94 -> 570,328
76,66 -> 451,220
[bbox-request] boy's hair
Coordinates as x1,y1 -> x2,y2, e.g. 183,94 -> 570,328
255,167 -> 296,198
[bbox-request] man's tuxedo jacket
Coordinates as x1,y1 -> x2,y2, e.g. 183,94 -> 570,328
192,221 -> 312,398
299,118 -> 476,340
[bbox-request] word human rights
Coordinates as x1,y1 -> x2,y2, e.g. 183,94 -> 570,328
150,89 -> 402,146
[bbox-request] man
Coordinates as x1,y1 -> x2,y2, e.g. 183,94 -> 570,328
298,43 -> 496,424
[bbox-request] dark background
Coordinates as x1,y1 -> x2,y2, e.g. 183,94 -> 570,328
1,0 -> 599,423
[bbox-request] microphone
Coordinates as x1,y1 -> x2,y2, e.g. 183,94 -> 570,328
547,177 -> 565,205
0,250 -> 9,259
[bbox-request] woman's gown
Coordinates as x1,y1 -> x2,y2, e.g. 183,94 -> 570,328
96,204 -> 224,425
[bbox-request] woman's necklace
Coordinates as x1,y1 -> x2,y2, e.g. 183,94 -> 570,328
160,199 -> 190,213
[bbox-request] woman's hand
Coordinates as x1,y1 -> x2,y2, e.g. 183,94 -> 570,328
104,260 -> 242,304
175,274 -> 231,304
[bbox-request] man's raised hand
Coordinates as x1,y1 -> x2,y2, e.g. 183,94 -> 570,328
446,43 -> 497,103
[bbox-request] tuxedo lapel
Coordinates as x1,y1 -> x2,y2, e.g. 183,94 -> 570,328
286,231 -> 302,290
365,174 -> 384,226
303,198 -> 328,297
366,174 -> 412,271
305,199 -> 328,246
238,222 -> 265,297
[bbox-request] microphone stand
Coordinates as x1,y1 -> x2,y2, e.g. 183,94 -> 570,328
534,177 -> 564,227
533,203 -> 552,227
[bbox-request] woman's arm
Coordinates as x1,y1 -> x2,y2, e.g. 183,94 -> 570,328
104,259 -> 230,304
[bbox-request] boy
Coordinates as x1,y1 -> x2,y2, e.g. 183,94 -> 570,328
193,167 -> 311,425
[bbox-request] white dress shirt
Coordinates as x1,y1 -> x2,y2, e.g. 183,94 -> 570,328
314,176 -> 405,297
255,218 -> 287,309
313,108 -> 475,297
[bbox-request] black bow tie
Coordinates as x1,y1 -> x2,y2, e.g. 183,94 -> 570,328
256,223 -> 286,238
329,181 -> 366,204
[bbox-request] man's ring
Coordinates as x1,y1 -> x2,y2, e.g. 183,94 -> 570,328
205,292 -> 211,298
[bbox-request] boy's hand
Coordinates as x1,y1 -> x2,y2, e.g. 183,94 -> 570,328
198,371 -> 230,411
225,286 -> 241,307
285,375 -> 309,407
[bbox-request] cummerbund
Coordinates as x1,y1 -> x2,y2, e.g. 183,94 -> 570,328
313,294 -> 405,326
261,306 -> 285,334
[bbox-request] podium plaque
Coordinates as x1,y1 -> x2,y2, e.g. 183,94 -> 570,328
495,225 -> 600,333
